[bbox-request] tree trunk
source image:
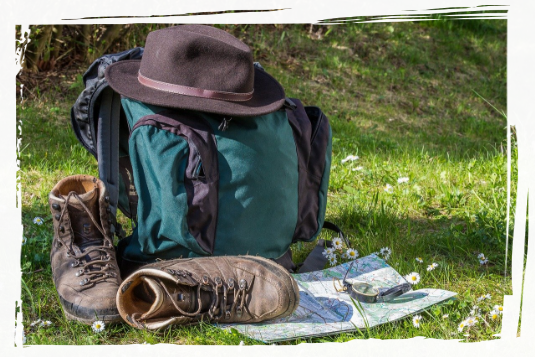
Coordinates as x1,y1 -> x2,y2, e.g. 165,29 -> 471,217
94,25 -> 124,59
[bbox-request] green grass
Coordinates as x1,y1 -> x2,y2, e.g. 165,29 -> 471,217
17,21 -> 513,344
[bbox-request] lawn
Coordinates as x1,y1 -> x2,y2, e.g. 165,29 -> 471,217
17,20 -> 513,344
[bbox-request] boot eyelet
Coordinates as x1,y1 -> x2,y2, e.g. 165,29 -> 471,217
225,311 -> 231,319
59,226 -> 65,233
239,279 -> 247,289
79,278 -> 90,286
202,275 -> 210,285
228,278 -> 235,288
71,260 -> 80,267
105,196 -> 110,203
54,214 -> 61,221
215,277 -> 222,285
75,269 -> 84,277
52,203 -> 61,211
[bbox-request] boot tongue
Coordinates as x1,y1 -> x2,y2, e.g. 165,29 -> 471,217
139,277 -> 212,320
63,188 -> 104,248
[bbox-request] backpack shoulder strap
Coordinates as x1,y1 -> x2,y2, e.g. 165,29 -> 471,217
70,47 -> 144,232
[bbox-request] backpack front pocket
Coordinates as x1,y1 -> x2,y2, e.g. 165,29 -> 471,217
130,111 -> 219,256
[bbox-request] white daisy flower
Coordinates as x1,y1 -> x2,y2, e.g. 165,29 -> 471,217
92,320 -> 106,333
370,251 -> 380,256
480,258 -> 489,265
415,257 -> 423,263
485,293 -> 491,300
239,341 -> 245,346
22,236 -> 27,245
426,263 -> 438,271
15,335 -> 26,345
30,319 -> 42,327
494,305 -> 503,315
489,310 -> 500,320
384,184 -> 393,193
137,342 -> 150,353
352,166 -> 363,171
332,237 -> 343,250
412,315 -> 422,328
341,155 -> 359,163
328,255 -> 337,266
442,314 -> 449,319
380,247 -> 391,256
405,272 -> 420,285
322,247 -> 335,258
33,217 -> 44,225
345,248 -> 359,260
13,325 -> 26,336
458,320 -> 467,332
40,320 -> 52,328
465,316 -> 478,326
477,253 -> 486,260
397,177 -> 409,184
486,341 -> 496,351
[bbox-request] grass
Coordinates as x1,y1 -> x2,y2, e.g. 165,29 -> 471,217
17,21 -> 513,345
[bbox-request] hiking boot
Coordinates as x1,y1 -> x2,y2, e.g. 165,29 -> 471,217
116,255 -> 300,330
49,174 -> 122,324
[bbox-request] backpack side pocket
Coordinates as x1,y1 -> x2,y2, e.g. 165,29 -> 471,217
130,111 -> 219,256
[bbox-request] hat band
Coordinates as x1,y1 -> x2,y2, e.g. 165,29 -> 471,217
138,72 -> 254,102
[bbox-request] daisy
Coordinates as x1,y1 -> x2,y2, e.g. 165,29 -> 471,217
384,184 -> 393,194
137,342 -> 150,353
477,253 -> 486,260
40,320 -> 52,328
92,320 -> 106,333
341,155 -> 359,163
457,320 -> 467,332
332,237 -> 343,250
397,177 -> 409,184
485,293 -> 491,300
15,335 -> 26,345
380,247 -> 391,256
239,341 -> 245,346
33,217 -> 44,225
22,236 -> 27,245
328,255 -> 337,266
344,248 -> 359,260
322,247 -> 335,258
426,262 -> 438,271
30,319 -> 42,327
415,257 -> 423,263
404,272 -> 421,285
489,310 -> 500,321
486,341 -> 496,351
465,316 -> 478,327
494,305 -> 503,315
412,315 -> 422,328
352,166 -> 363,171
442,314 -> 449,319
480,258 -> 489,265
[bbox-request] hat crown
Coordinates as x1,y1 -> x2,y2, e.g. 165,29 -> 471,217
139,25 -> 254,94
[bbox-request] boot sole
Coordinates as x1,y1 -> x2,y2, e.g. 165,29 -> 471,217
63,307 -> 123,325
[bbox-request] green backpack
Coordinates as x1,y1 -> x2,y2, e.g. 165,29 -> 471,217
71,49 -> 336,275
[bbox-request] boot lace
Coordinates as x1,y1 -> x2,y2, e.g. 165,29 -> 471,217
56,191 -> 119,290
131,274 -> 249,327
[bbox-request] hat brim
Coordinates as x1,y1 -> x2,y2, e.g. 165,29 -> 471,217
105,60 -> 286,117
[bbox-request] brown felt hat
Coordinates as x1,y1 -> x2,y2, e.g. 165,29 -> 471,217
105,25 -> 286,117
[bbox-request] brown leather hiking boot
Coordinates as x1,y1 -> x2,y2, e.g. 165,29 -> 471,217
49,174 -> 122,324
116,256 -> 300,330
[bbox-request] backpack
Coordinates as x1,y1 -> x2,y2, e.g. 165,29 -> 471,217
70,48 -> 345,274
